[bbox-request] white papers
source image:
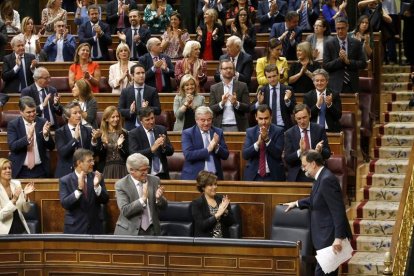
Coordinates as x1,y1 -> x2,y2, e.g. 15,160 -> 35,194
315,239 -> 353,274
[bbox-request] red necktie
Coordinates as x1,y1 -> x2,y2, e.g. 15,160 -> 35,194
259,142 -> 266,177
303,129 -> 310,151
83,177 -> 88,199
153,57 -> 163,92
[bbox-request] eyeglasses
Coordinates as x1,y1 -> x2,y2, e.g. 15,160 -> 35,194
221,67 -> 234,70
239,14 -> 247,17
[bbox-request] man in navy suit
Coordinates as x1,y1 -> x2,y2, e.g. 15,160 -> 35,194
7,96 -> 55,178
284,103 -> 331,182
270,11 -> 302,60
252,64 -> 295,130
213,36 -> 253,88
21,67 -> 63,129
2,35 -> 37,93
288,0 -> 319,32
117,10 -> 151,61
118,63 -> 161,131
303,69 -> 342,133
284,150 -> 353,276
243,104 -> 285,181
106,0 -> 137,34
78,4 -> 112,61
43,20 -> 77,62
129,107 -> 174,179
59,148 -> 109,234
323,17 -> 367,93
257,0 -> 286,33
55,102 -> 99,178
139,37 -> 175,92
181,106 -> 229,180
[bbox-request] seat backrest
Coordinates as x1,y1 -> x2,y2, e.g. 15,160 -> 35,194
228,204 -> 242,239
359,92 -> 373,137
0,111 -> 20,131
202,76 -> 216,93
50,77 -> 71,93
155,111 -> 174,131
221,151 -> 240,181
23,202 -> 40,234
325,155 -> 347,197
167,152 -> 185,180
339,111 -> 357,175
159,201 -> 193,237
99,77 -> 112,93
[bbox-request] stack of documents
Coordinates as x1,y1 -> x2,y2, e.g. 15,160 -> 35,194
315,239 -> 353,274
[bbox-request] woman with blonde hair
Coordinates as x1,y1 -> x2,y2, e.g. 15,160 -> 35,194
288,41 -> 321,93
71,79 -> 98,129
96,106 -> 128,178
174,40 -> 207,88
197,8 -> 225,60
108,43 -> 135,94
41,0 -> 67,35
143,0 -> 173,34
173,74 -> 205,131
21,17 -> 42,57
69,43 -> 101,93
0,158 -> 35,234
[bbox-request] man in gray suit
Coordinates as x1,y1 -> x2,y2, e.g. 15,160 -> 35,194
114,153 -> 168,236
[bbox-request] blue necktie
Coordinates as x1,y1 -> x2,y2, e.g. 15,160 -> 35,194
149,130 -> 160,173
271,86 -> 277,124
319,93 -> 326,127
203,132 -> 216,173
41,89 -> 51,122
18,56 -> 27,90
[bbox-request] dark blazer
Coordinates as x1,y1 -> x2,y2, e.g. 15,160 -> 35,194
118,84 -> 161,131
55,124 -> 94,178
257,0 -> 286,33
78,20 -> 112,60
242,124 -> 285,181
59,172 -> 109,234
0,21 -> 8,58
209,80 -> 250,131
323,36 -> 367,93
43,34 -> 77,61
20,84 -> 63,127
252,83 -> 296,130
288,0 -> 319,30
270,23 -> 302,60
128,125 -> 174,177
284,123 -> 331,181
124,26 -> 151,60
81,98 -> 99,129
106,0 -> 137,34
138,53 -> 175,92
298,167 -> 352,250
198,22 -> 225,60
181,125 -> 229,180
7,117 -> 55,178
2,53 -> 36,93
191,194 -> 235,238
214,52 -> 253,87
303,89 -> 342,132
231,26 -> 256,59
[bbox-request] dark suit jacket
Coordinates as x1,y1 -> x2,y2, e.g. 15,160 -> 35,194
117,84 -> 161,131
181,125 -> 229,180
303,88 -> 342,132
284,123 -> 331,181
59,172 -> 109,234
20,84 -> 63,127
257,0 -> 286,33
231,26 -> 256,58
0,21 -> 8,58
7,117 -> 55,178
55,124 -> 94,178
323,36 -> 367,93
43,34 -> 77,61
106,0 -> 137,34
2,53 -> 36,93
214,52 -> 253,87
252,83 -> 296,130
124,26 -> 151,60
191,194 -> 235,237
298,167 -> 352,250
199,22 -> 225,60
288,0 -> 319,30
138,53 -> 175,92
128,125 -> 174,177
78,20 -> 112,60
209,80 -> 250,131
82,98 -> 99,129
242,124 -> 285,181
270,23 -> 302,60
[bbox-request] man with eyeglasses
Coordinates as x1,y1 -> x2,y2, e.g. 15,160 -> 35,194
59,148 -> 109,234
43,20 -> 77,62
21,67 -> 63,130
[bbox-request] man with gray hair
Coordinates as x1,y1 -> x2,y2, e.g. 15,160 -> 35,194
2,34 -> 37,93
21,67 -> 63,129
181,106 -> 229,180
114,153 -> 168,236
303,68 -> 342,132
214,35 -> 253,88
139,37 -> 174,92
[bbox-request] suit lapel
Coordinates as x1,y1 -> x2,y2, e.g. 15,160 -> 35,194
127,175 -> 139,200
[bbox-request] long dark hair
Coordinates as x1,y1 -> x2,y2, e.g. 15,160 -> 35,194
234,8 -> 253,33
354,15 -> 372,35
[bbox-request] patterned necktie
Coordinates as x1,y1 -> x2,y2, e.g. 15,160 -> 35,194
26,123 -> 35,169
300,2 -> 309,30
149,129 -> 160,173
117,1 -> 124,28
83,177 -> 88,198
258,140 -> 266,177
319,93 -> 326,127
138,183 -> 151,230
136,87 -> 142,113
92,24 -> 99,58
341,40 -> 350,84
303,129 -> 310,151
153,56 -> 163,92
203,132 -> 216,173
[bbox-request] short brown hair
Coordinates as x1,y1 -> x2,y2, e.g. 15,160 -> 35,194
196,171 -> 217,193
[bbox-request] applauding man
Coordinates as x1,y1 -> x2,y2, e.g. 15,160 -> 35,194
43,20 -> 77,62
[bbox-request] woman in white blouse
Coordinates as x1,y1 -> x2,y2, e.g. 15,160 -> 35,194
0,0 -> 20,34
21,17 -> 42,57
108,43 -> 136,94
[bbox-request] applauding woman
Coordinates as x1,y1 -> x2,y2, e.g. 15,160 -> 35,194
72,79 -> 98,129
197,8 -> 225,61
69,43 -> 101,93
230,8 -> 256,58
173,74 -> 205,131
97,106 -> 128,179
41,0 -> 67,35
174,41 -> 207,88
108,43 -> 135,94
21,17 -> 42,57
191,171 -> 235,238
160,12 -> 189,59
143,0 -> 173,34
0,158 -> 35,234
